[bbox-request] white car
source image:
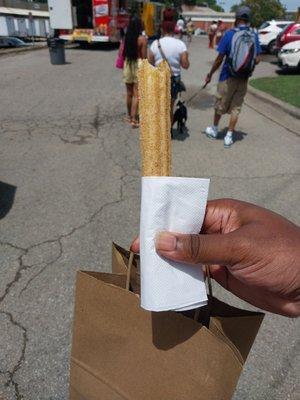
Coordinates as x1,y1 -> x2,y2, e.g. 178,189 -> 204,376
258,20 -> 292,54
278,40 -> 300,69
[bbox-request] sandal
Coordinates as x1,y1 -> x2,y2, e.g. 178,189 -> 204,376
131,120 -> 139,129
123,116 -> 132,124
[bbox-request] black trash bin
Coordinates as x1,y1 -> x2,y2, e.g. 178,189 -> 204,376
47,38 -> 65,65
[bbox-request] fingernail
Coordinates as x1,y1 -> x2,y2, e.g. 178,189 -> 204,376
155,232 -> 177,252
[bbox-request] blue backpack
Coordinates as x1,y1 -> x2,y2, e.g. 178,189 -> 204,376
228,28 -> 257,78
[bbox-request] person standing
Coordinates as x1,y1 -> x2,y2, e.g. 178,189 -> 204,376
215,20 -> 225,46
204,7 -> 261,148
176,16 -> 185,40
148,20 -> 190,124
208,20 -> 217,48
123,17 -> 147,128
186,18 -> 194,42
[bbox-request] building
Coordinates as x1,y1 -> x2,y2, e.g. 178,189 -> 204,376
182,4 -> 235,32
285,7 -> 300,22
0,0 -> 50,38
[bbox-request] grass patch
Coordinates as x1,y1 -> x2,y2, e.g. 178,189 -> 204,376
250,76 -> 300,108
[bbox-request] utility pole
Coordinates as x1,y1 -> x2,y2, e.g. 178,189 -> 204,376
296,7 -> 300,23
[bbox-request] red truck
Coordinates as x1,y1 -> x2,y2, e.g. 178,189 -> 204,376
48,0 -> 129,43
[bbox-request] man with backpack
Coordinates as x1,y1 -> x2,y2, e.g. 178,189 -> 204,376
204,7 -> 261,148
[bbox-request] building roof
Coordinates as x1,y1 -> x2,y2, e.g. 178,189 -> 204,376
0,6 -> 49,17
182,5 -> 216,14
181,4 -> 235,20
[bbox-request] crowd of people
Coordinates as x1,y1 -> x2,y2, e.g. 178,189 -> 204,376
175,16 -> 195,42
119,6 -> 261,149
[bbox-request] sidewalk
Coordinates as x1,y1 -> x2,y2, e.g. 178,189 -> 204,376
180,37 -> 299,135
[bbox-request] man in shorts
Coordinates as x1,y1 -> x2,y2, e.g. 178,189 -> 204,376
204,6 -> 261,148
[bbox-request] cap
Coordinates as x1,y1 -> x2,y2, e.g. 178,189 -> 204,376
235,6 -> 251,21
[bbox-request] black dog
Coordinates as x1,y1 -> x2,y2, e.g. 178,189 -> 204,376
172,100 -> 187,134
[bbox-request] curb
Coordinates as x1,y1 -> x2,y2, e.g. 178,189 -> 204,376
247,84 -> 300,120
0,43 -> 77,58
0,45 -> 47,57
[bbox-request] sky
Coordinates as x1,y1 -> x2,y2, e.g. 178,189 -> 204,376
221,0 -> 299,12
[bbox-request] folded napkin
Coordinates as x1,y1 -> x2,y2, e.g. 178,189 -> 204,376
140,177 -> 210,312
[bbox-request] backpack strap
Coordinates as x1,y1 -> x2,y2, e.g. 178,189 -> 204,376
157,39 -> 174,76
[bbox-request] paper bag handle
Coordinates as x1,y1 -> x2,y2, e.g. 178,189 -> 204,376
193,265 -> 213,321
126,251 -> 134,291
205,265 -> 213,298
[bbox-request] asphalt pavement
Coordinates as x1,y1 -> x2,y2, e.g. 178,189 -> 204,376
0,37 -> 299,400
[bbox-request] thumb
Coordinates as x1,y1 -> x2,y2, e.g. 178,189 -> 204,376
155,231 -> 240,266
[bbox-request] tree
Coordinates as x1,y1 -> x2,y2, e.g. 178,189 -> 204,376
182,0 -> 224,12
230,0 -> 286,27
196,1 -> 224,12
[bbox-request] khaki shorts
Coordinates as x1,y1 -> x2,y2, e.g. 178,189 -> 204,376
215,77 -> 248,116
123,59 -> 138,84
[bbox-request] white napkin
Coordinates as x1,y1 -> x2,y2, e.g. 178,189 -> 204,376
140,176 -> 210,312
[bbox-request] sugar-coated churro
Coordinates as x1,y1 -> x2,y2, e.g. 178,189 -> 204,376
138,60 -> 171,176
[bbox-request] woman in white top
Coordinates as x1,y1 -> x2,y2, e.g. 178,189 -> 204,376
148,20 -> 190,124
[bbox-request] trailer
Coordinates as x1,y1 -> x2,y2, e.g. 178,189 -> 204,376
49,0 -> 129,43
0,7 -> 50,39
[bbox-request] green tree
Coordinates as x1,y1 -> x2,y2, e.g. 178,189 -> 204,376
195,1 -> 224,12
230,0 -> 286,27
182,1 -> 223,11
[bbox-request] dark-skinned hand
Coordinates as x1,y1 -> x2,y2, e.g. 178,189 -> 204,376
131,199 -> 300,317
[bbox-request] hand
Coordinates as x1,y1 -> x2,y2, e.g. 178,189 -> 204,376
131,199 -> 300,317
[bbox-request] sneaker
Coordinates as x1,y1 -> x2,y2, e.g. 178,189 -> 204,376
205,126 -> 218,139
224,134 -> 233,148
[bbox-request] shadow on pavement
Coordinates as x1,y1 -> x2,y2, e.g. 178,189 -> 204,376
0,181 -> 17,219
185,87 -> 215,110
171,126 -> 190,141
217,128 -> 248,142
276,68 -> 300,75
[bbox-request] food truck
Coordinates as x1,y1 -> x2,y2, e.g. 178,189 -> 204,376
48,0 -> 129,43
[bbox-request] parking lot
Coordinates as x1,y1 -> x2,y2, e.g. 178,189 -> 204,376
0,36 -> 299,399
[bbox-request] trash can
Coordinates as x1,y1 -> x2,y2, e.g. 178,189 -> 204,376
47,38 -> 65,65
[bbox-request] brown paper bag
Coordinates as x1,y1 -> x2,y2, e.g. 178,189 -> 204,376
70,244 -> 264,400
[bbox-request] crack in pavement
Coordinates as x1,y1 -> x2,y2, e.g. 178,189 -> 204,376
19,239 -> 63,296
0,105 -> 137,398
0,311 -> 28,400
0,107 -> 124,143
0,177 -> 126,398
0,105 -> 135,303
0,251 -> 27,304
0,179 -> 126,302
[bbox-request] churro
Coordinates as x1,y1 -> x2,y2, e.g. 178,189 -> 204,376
138,60 -> 171,176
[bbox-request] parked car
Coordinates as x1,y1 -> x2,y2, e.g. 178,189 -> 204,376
276,23 -> 300,52
0,37 -> 31,48
258,20 -> 292,54
278,40 -> 300,70
194,28 -> 207,36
